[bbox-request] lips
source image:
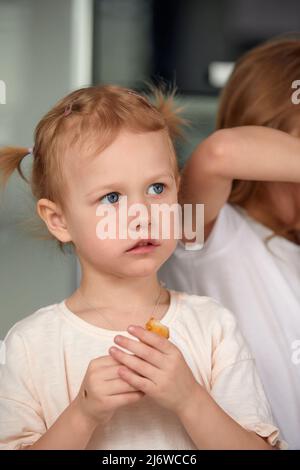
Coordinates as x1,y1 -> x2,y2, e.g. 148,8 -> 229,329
126,239 -> 160,252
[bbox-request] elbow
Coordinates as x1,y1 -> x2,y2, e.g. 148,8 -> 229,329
191,128 -> 237,178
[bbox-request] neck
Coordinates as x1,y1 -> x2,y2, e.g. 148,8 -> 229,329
72,261 -> 166,316
243,201 -> 281,232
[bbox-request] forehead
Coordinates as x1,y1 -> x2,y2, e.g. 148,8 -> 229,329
66,129 -> 175,189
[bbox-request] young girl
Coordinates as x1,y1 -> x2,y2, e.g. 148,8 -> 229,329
158,37 -> 300,449
0,85 -> 284,450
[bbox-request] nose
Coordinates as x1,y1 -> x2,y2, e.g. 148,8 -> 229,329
136,216 -> 151,234
134,207 -> 152,233
127,197 -> 152,237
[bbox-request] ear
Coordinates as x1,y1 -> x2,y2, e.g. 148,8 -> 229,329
36,198 -> 72,243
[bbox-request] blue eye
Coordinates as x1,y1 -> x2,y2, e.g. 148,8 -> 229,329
148,183 -> 165,195
100,192 -> 120,204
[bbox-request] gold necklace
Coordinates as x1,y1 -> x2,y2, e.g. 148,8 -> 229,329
76,281 -> 164,331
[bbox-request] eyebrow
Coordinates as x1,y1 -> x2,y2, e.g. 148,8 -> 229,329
86,172 -> 175,198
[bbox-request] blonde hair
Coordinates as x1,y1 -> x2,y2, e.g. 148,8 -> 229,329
0,85 -> 185,253
217,36 -> 300,241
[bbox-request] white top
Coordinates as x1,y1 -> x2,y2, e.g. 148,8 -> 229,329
0,289 -> 284,450
158,203 -> 300,449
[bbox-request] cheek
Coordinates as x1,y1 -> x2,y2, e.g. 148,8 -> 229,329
151,238 -> 177,273
162,238 -> 178,260
71,208 -> 120,258
157,210 -> 181,242
80,233 -> 122,267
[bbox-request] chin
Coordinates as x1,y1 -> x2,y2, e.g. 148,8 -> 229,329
123,260 -> 161,278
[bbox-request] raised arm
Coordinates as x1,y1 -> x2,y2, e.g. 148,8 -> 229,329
179,126 -> 300,238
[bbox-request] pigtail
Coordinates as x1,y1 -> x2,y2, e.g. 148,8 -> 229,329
149,85 -> 190,140
0,146 -> 31,192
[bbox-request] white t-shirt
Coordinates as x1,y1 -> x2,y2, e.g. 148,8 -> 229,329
158,203 -> 300,449
0,289 -> 284,450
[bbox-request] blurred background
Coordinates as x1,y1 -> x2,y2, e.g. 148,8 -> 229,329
0,0 -> 300,337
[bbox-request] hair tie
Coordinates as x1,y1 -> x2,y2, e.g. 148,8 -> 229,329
27,147 -> 34,157
64,103 -> 73,116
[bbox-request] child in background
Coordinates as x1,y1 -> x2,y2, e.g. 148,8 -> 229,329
158,37 -> 300,449
0,85 -> 284,450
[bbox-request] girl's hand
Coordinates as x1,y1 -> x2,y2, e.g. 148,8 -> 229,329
75,354 -> 145,427
109,325 -> 200,416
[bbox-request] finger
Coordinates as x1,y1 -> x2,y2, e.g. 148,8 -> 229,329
109,347 -> 158,382
104,378 -> 140,395
107,391 -> 145,408
118,366 -> 152,394
102,364 -> 131,381
113,335 -> 163,369
89,355 -> 121,370
127,326 -> 172,354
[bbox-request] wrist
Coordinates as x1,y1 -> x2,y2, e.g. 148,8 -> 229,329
176,383 -> 209,422
70,397 -> 99,433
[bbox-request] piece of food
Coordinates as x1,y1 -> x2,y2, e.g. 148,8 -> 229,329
145,317 -> 169,339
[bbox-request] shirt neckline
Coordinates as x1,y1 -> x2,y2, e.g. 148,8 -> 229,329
57,288 -> 181,338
